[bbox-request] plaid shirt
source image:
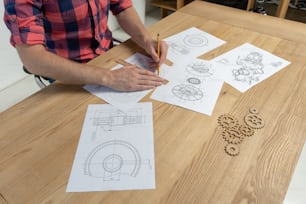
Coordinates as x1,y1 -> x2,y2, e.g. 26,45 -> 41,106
4,0 -> 132,62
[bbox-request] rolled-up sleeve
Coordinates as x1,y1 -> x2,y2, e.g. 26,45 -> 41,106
110,0 -> 133,15
4,0 -> 45,47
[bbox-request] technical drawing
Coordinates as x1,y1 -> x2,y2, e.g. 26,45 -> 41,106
91,109 -> 146,132
186,61 -> 214,77
187,77 -> 201,85
168,34 -> 209,56
170,61 -> 209,102
168,41 -> 190,55
84,140 -> 148,181
183,34 -> 208,47
171,84 -> 204,101
232,51 -> 265,85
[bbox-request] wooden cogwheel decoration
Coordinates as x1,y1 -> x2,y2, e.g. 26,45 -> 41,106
217,114 -> 239,129
224,144 -> 240,156
217,108 -> 265,157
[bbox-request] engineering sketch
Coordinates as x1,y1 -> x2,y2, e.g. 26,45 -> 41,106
186,61 -> 214,77
92,109 -> 146,132
170,60 -> 212,102
183,34 -> 208,47
84,140 -> 151,181
232,52 -> 264,84
172,84 -> 204,101
168,34 -> 209,56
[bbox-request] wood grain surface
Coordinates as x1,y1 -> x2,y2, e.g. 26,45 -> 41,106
0,1 -> 305,203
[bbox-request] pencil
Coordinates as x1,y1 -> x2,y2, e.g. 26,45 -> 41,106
157,33 -> 161,75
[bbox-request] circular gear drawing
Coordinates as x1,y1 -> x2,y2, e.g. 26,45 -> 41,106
183,34 -> 208,47
172,84 -> 203,101
249,107 -> 259,114
186,61 -> 214,77
224,144 -> 240,156
103,154 -> 123,173
218,114 -> 239,129
222,128 -> 243,144
239,124 -> 255,137
84,140 -> 141,181
187,77 -> 201,85
244,114 -> 265,129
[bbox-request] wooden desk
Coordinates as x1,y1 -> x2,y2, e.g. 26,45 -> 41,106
0,1 -> 305,203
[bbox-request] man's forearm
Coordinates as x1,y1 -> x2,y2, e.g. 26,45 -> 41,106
16,44 -> 110,85
116,7 -> 151,49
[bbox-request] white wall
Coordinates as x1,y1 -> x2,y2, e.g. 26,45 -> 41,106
0,5 -> 25,91
108,0 -> 146,31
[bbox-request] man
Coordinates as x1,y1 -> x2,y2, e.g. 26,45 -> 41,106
3,0 -> 168,91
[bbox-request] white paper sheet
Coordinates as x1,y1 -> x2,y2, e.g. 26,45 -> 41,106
66,102 -> 155,192
151,59 -> 224,116
165,27 -> 226,63
84,53 -> 155,111
283,141 -> 306,204
211,43 -> 291,92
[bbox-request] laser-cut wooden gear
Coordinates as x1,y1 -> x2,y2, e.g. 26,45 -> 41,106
239,124 -> 255,137
249,107 -> 259,114
218,114 -> 239,129
224,144 -> 240,156
222,128 -> 244,144
244,114 -> 265,129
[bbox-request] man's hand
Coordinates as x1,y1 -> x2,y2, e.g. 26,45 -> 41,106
105,65 -> 165,91
144,38 -> 168,67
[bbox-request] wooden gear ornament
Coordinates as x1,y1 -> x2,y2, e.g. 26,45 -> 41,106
217,108 -> 265,157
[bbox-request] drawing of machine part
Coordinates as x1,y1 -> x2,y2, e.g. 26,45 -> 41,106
233,52 -> 264,85
183,34 -> 208,47
168,34 -> 208,56
186,60 -> 214,78
92,109 -> 145,131
84,140 -> 144,181
168,41 -> 190,55
171,75 -> 204,101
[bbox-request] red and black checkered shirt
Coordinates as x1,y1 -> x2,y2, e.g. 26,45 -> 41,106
4,0 -> 132,63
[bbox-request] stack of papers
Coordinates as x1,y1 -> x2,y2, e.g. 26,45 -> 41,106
68,27 -> 291,192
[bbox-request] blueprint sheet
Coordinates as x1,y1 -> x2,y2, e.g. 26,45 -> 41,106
165,27 -> 226,63
66,102 -> 155,192
84,53 -> 155,111
211,43 -> 291,92
151,59 -> 224,116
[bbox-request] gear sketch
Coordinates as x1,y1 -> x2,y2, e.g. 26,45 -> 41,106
168,41 -> 190,55
232,52 -> 264,85
186,61 -> 214,77
183,34 -> 208,47
171,84 -> 204,101
84,140 -> 143,181
187,77 -> 202,85
168,34 -> 208,56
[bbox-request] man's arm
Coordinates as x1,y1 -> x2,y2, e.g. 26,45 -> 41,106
115,7 -> 168,65
16,44 -> 164,91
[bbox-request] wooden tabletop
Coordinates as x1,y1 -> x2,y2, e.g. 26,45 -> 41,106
1,1 -> 305,203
